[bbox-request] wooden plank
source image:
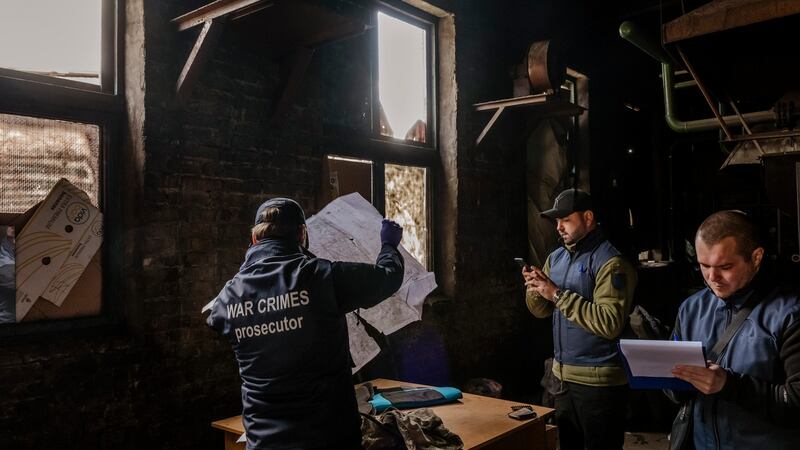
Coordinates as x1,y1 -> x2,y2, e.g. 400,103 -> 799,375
223,431 -> 245,450
172,0 -> 270,31
664,0 -> 800,43
545,424 -> 558,450
476,106 -> 505,146
473,94 -> 584,146
174,18 -> 226,107
474,94 -> 550,111
211,415 -> 244,434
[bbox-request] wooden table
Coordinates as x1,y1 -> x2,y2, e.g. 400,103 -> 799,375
211,378 -> 555,450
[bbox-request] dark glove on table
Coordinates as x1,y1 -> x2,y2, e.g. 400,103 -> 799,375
380,219 -> 403,247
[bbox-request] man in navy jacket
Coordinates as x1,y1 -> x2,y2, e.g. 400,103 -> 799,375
671,210 -> 800,450
207,198 -> 405,450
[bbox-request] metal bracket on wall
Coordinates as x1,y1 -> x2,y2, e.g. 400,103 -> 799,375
170,0 -> 369,118
472,94 -> 585,146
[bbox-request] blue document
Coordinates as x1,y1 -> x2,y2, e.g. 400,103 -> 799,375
618,339 -> 706,391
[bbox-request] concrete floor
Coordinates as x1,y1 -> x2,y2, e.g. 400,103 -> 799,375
624,432 -> 670,450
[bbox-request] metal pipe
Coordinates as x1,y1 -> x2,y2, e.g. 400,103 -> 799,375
661,63 -> 774,133
676,46 -> 733,139
620,21 -> 775,134
618,21 -> 672,64
727,96 -> 765,154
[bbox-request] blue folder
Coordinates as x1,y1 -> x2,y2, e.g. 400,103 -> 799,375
370,386 -> 463,412
618,342 -> 699,391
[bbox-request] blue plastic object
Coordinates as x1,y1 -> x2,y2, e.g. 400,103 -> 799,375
370,387 -> 463,413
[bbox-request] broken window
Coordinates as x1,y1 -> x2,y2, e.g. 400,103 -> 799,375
376,11 -> 429,143
0,0 -> 114,91
0,114 -> 100,213
320,5 -> 437,270
385,164 -> 428,267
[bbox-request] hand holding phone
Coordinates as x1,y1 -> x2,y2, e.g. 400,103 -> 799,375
514,257 -> 528,270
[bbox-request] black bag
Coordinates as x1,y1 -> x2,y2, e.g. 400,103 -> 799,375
669,398 -> 695,450
668,297 -> 756,450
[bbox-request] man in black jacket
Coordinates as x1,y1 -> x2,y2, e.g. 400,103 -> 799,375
207,198 -> 405,450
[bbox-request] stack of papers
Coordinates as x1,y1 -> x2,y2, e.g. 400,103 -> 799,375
618,339 -> 706,390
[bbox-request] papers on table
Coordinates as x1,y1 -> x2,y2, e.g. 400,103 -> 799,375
618,339 -> 706,390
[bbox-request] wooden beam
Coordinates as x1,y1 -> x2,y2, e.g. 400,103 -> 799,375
174,19 -> 226,107
172,0 -> 271,31
271,47 -> 315,125
664,0 -> 800,43
475,106 -> 505,146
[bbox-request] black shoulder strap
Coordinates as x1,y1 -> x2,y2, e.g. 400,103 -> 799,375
708,300 -> 755,362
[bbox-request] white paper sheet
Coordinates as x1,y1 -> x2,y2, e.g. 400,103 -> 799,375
619,339 -> 706,378
346,313 -> 381,373
307,193 -> 436,371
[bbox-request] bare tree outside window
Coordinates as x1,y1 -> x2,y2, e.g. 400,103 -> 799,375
385,164 -> 428,268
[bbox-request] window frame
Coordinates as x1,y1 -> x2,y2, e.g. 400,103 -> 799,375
0,0 -> 124,338
370,2 -> 438,150
324,1 -> 438,270
0,0 -> 119,94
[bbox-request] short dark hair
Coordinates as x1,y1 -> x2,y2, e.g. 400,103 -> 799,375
251,206 -> 302,241
696,210 -> 761,260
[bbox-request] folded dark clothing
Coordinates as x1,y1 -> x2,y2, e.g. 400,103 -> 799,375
361,408 -> 463,450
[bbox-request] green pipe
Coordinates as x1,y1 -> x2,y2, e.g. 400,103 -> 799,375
661,63 -> 772,133
618,21 -> 671,64
620,21 -> 773,134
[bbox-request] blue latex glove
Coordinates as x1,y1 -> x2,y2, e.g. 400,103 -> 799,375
380,219 -> 403,247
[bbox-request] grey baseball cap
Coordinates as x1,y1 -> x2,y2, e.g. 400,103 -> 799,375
540,188 -> 592,219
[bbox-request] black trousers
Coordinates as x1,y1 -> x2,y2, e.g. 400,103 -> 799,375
554,381 -> 629,450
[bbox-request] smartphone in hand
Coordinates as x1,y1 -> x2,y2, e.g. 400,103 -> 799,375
514,257 -> 528,269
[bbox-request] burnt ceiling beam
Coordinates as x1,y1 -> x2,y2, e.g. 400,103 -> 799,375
172,0 -> 272,31
664,0 -> 800,44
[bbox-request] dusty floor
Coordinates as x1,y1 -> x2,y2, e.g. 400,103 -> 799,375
624,432 -> 670,450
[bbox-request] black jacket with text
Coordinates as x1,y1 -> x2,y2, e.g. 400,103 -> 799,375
207,237 -> 404,450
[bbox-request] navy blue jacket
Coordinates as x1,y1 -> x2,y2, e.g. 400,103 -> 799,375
549,229 -> 623,367
207,238 -> 404,450
673,269 -> 800,450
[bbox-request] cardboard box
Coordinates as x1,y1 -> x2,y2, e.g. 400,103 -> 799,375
319,156 -> 373,206
10,179 -> 103,322
21,252 -> 102,321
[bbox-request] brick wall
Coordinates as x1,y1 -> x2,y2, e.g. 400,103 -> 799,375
0,1 -> 663,448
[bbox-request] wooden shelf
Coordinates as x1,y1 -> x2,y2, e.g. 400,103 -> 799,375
473,93 -> 585,145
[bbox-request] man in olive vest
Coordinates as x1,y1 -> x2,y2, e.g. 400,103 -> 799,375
523,188 -> 637,450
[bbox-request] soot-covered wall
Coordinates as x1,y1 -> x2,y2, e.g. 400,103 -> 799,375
0,1 -> 668,448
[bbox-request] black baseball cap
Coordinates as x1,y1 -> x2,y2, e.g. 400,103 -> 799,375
540,188 -> 592,219
254,197 -> 306,226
